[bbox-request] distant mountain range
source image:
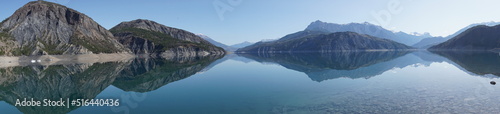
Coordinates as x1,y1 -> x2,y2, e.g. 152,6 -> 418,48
412,37 -> 447,49
305,20 -> 431,45
429,24 -> 500,51
230,41 -> 254,48
236,20 -> 427,53
196,34 -> 253,52
196,34 -> 239,52
238,20 -> 500,51
238,31 -> 413,53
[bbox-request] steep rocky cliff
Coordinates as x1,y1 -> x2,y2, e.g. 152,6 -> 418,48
110,19 -> 225,57
0,1 -> 129,56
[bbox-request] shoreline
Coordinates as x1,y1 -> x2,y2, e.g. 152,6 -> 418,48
0,53 -> 135,68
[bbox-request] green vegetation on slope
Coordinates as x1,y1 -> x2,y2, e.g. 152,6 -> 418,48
38,39 -> 66,55
0,31 -> 12,55
69,34 -> 121,54
12,45 -> 33,56
110,27 -> 218,51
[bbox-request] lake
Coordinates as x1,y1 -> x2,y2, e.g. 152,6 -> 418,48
1,51 -> 500,114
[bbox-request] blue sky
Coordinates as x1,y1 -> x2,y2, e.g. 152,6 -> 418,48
1,0 -> 500,45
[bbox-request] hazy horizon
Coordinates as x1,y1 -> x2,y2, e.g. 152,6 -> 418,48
1,0 -> 500,45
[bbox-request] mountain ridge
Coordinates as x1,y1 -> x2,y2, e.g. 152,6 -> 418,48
196,34 -> 238,51
429,25 -> 500,51
110,19 -> 225,57
111,19 -> 209,44
230,41 -> 254,48
305,20 -> 430,45
237,31 -> 414,53
412,37 -> 446,49
0,1 -> 130,56
413,21 -> 500,49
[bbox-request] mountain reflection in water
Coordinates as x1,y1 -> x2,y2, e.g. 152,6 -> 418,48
431,51 -> 500,77
238,51 -> 414,81
0,55 -> 223,114
113,56 -> 224,92
239,51 -> 500,81
1,51 -> 500,113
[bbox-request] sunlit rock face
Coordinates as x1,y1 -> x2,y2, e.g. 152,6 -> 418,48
110,19 -> 225,57
0,1 -> 130,56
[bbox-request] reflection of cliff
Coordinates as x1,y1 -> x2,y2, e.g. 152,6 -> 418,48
0,55 -> 224,113
432,51 -> 500,76
239,51 -> 417,82
112,55 -> 223,92
0,62 -> 128,114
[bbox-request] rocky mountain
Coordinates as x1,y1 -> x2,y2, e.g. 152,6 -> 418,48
197,34 -> 237,51
237,32 -> 413,53
0,1 -> 129,56
110,19 -> 225,57
305,20 -> 430,45
230,41 -> 254,48
412,37 -> 446,49
413,21 -> 500,49
429,25 -> 500,51
445,21 -> 500,40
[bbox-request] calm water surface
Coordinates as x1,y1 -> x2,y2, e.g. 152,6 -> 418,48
1,51 -> 500,113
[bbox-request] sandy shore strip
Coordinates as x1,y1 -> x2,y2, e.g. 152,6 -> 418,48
0,56 -> 20,67
0,53 -> 135,68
